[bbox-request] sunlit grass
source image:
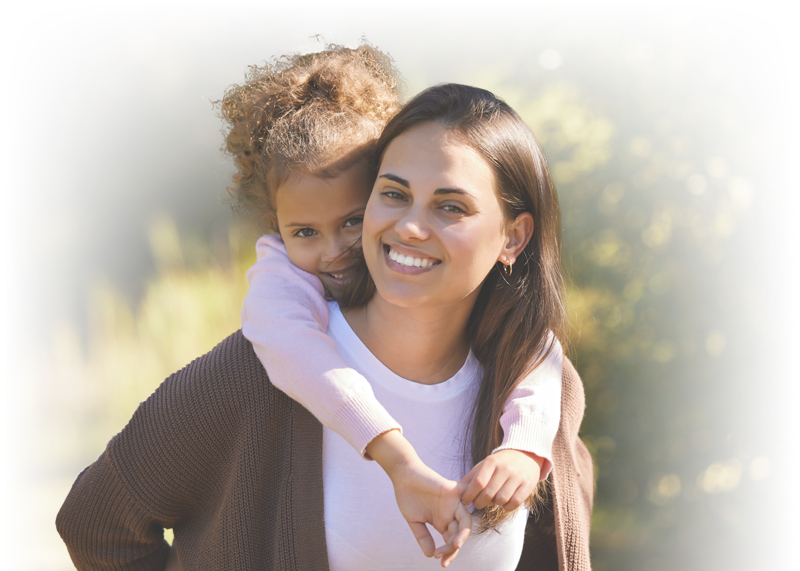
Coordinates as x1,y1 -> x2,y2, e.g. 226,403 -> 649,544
5,216 -> 255,477
4,215 -> 255,571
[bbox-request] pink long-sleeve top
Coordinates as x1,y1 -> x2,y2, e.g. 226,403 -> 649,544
241,235 -> 562,476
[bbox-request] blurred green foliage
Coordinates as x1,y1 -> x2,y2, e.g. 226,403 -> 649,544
6,2 -> 794,571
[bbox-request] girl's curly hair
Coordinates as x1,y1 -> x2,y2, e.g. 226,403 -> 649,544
218,43 -> 402,231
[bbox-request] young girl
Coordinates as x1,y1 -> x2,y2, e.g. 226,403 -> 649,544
224,44 -> 564,562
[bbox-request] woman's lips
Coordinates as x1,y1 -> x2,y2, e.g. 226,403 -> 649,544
383,245 -> 441,274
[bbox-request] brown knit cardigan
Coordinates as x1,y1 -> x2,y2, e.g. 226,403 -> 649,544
57,330 -> 593,570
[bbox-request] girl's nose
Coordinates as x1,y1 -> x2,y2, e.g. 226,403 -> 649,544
320,239 -> 341,263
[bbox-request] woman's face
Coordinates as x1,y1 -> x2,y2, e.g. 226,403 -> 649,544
363,122 -> 512,311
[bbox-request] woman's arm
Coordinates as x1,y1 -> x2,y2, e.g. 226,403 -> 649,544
242,235 -> 401,458
57,452 -> 173,570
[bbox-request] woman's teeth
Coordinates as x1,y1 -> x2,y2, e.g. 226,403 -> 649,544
388,247 -> 437,268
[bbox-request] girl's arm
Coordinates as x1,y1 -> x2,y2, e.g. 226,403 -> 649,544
461,338 -> 563,511
494,334 -> 563,479
242,235 -> 401,458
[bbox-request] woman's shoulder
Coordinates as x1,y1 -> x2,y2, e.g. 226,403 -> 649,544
102,329 -> 305,515
105,330 -> 294,508
151,331 -> 272,416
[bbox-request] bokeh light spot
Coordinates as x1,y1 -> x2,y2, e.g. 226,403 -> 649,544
538,49 -> 563,70
748,456 -> 771,481
698,459 -> 742,493
705,156 -> 728,178
687,174 -> 708,195
705,330 -> 726,356
728,176 -> 754,211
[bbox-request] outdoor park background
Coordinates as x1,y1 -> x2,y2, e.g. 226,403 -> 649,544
1,1 -> 797,570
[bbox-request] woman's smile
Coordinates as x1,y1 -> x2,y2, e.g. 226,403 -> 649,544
384,244 -> 442,272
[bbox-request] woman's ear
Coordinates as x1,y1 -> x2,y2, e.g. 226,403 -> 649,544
499,212 -> 534,265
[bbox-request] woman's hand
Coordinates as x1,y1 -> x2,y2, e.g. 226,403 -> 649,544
366,430 -> 472,568
460,449 -> 544,511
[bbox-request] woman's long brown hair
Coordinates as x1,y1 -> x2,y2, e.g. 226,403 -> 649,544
341,84 -> 567,530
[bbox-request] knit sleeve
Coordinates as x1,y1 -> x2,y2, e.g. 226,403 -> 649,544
493,334 -> 563,480
241,234 -> 401,458
56,331 -> 271,570
56,451 -> 172,571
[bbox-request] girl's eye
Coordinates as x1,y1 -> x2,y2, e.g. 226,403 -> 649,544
294,228 -> 317,238
343,217 -> 363,228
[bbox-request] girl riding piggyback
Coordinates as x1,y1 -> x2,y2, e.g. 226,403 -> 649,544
224,44 -> 564,565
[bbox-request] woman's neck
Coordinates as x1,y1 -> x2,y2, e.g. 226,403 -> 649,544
342,294 -> 475,385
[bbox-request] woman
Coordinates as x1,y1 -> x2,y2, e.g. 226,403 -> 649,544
57,84 -> 593,570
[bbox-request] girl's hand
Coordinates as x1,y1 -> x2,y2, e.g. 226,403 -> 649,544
366,430 -> 472,568
390,459 -> 472,567
460,449 -> 544,511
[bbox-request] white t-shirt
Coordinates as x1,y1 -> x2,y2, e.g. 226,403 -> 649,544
323,303 -> 529,571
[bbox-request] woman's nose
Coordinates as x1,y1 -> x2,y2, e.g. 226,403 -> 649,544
395,206 -> 430,241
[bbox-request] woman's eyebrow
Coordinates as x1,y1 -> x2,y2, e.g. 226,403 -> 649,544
379,173 -> 475,200
434,187 -> 475,199
378,173 -> 409,187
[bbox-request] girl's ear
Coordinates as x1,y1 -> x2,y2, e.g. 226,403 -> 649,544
498,212 -> 534,266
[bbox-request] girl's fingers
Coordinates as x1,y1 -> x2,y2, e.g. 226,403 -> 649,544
408,521 -> 436,558
441,547 -> 460,568
454,501 -> 472,548
434,502 -> 472,561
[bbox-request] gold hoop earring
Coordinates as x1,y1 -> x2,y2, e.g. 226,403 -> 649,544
503,260 -> 513,276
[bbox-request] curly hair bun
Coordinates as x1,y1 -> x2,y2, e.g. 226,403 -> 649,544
218,42 -> 402,230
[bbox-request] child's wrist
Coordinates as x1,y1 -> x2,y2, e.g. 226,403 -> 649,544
366,429 -> 423,481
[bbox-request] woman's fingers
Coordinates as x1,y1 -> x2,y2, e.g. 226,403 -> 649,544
471,470 -> 506,510
493,478 -> 526,511
504,484 -> 531,512
408,521 -> 436,558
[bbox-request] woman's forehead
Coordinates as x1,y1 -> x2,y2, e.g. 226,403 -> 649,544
379,123 -> 496,195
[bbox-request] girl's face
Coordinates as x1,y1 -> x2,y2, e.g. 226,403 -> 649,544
363,122 -> 519,311
275,161 -> 373,297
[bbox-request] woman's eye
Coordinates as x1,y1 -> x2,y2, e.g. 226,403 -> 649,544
294,228 -> 317,238
442,204 -> 465,214
343,217 -> 363,228
381,190 -> 406,201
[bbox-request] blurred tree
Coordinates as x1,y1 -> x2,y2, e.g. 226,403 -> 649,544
6,2 -> 794,571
